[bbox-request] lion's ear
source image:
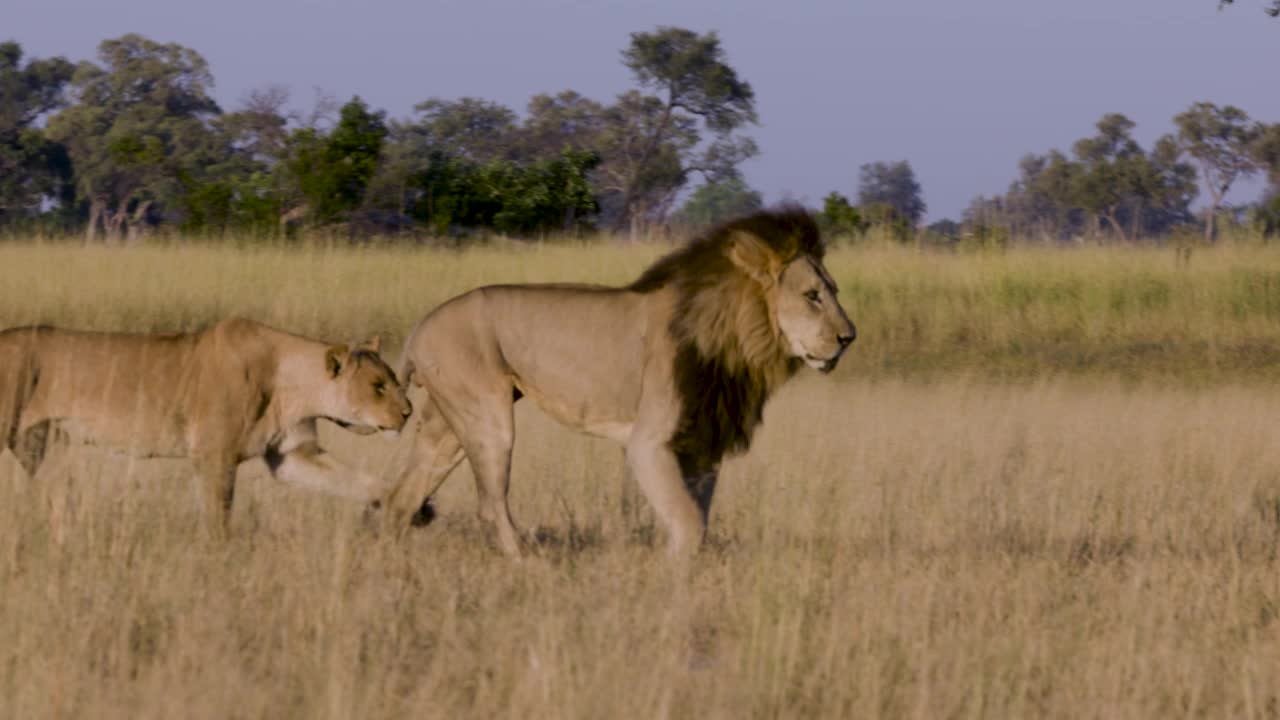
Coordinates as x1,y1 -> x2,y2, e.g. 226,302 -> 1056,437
357,335 -> 382,353
727,231 -> 784,286
325,344 -> 348,377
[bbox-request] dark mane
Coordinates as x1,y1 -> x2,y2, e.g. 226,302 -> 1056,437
628,205 -> 823,474
628,203 -> 823,294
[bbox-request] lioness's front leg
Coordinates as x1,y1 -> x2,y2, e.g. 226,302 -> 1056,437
264,420 -> 389,501
13,420 -> 57,479
194,451 -> 237,540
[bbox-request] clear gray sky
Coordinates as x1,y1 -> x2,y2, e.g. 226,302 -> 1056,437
8,0 -> 1279,221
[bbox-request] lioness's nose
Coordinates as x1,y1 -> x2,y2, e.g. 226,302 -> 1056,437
401,405 -> 412,418
838,326 -> 856,347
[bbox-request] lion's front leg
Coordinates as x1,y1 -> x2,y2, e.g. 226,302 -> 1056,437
683,463 -> 720,526
625,439 -> 708,557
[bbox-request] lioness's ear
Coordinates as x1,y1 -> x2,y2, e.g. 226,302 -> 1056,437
728,231 -> 784,286
356,335 -> 382,353
325,344 -> 348,377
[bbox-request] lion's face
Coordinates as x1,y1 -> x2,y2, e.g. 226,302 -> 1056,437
325,346 -> 413,434
774,256 -> 856,373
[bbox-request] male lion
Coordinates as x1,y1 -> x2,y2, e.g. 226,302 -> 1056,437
383,207 -> 855,557
0,317 -> 412,537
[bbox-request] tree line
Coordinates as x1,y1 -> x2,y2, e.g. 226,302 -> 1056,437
3,27 -> 1279,244
955,106 -> 1280,245
1,28 -> 757,242
819,106 -> 1280,246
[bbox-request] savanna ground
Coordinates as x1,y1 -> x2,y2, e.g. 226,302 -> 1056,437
2,236 -> 1280,718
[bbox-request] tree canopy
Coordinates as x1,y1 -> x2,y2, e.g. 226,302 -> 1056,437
673,177 -> 762,228
857,160 -> 926,236
1219,0 -> 1280,17
0,42 -> 74,228
1174,102 -> 1261,242
46,34 -> 221,242
2,30 -> 1278,246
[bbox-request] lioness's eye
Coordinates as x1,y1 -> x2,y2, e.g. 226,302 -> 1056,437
804,289 -> 821,303
374,382 -> 385,396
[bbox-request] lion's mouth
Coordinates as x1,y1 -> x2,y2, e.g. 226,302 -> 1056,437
330,416 -> 407,435
804,353 -> 841,373
329,418 -> 381,435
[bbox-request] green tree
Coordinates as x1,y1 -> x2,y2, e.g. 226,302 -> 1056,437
1069,113 -> 1149,241
1218,0 -> 1280,16
1005,151 -> 1083,240
817,191 -> 868,239
406,149 -> 598,237
411,97 -> 517,163
285,96 -> 387,226
1143,134 -> 1199,235
857,160 -> 926,227
180,90 -> 295,236
602,26 -> 758,234
1174,102 -> 1261,243
519,90 -> 606,159
0,41 -> 75,229
673,177 -> 762,228
1253,122 -> 1280,188
990,120 -> 1195,243
483,149 -> 600,235
594,90 -> 695,229
926,218 -> 961,242
361,118 -> 433,226
46,34 -> 221,242
1252,124 -> 1280,239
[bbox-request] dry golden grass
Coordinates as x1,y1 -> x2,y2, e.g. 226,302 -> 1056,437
2,238 -> 1280,717
3,237 -> 1280,379
5,379 -> 1280,718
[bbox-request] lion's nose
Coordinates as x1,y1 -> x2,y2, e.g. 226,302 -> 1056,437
838,327 -> 856,347
401,405 -> 412,418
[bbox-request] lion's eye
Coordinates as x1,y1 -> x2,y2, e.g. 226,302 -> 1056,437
374,382 -> 386,396
804,289 -> 821,304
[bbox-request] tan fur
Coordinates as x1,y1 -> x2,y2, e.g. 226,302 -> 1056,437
0,318 -> 412,537
381,208 -> 855,558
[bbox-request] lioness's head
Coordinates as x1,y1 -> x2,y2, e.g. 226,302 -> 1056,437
727,220 -> 856,374
323,336 -> 412,434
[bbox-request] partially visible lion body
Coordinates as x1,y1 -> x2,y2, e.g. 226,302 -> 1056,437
422,284 -> 652,444
386,208 -> 856,557
0,318 -> 412,535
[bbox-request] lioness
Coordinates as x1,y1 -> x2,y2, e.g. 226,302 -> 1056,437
382,207 -> 855,557
0,317 -> 412,536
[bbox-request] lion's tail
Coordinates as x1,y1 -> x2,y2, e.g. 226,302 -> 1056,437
396,329 -> 420,390
398,355 -> 417,388
396,318 -> 430,390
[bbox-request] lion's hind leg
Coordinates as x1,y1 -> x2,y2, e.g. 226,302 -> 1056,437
426,389 -> 524,558
381,396 -> 465,534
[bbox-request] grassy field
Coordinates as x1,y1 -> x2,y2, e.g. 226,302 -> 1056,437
3,237 -> 1280,380
2,237 -> 1280,717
